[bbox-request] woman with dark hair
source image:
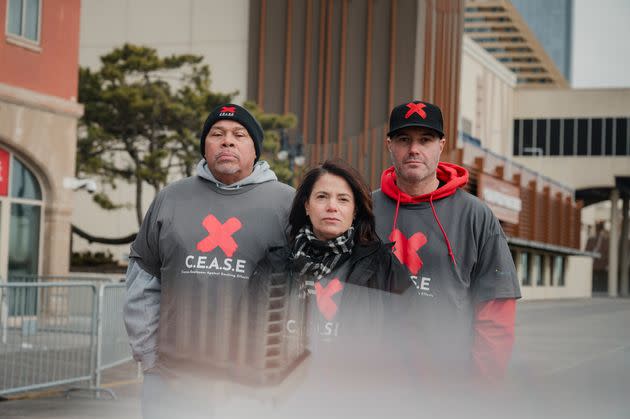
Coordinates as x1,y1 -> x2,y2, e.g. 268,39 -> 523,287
234,159 -> 408,385
278,158 -> 406,292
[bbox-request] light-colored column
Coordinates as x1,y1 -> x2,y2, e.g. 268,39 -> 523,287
42,204 -> 73,319
608,189 -> 620,297
620,195 -> 630,297
42,204 -> 73,276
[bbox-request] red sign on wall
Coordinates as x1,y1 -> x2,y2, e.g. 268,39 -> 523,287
0,148 -> 9,196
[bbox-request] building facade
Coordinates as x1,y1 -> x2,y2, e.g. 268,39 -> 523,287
510,0 -> 572,81
458,34 -> 592,299
512,88 -> 630,296
74,0 -> 465,261
0,0 -> 83,281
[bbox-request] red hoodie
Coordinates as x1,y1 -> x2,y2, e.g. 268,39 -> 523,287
380,162 -> 516,380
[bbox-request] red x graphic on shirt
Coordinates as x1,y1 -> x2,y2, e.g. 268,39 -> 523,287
389,229 -> 428,275
404,102 -> 427,119
220,106 -> 236,113
315,278 -> 344,321
196,214 -> 242,257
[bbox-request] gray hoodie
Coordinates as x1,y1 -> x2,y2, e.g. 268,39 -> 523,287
124,160 -> 294,371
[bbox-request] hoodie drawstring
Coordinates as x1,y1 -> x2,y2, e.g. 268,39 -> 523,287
392,190 -> 402,231
429,194 -> 457,267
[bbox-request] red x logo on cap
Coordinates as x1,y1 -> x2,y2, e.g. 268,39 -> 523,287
220,106 -> 236,113
315,278 -> 344,321
404,102 -> 427,119
197,214 -> 242,257
389,229 -> 428,275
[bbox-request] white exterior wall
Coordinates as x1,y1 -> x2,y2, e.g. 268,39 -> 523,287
79,0 -> 250,101
73,1 -> 251,263
514,88 -> 630,118
459,36 -> 517,156
520,256 -> 593,300
511,157 -> 630,191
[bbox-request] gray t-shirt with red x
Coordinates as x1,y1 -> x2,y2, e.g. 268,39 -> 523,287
129,161 -> 294,371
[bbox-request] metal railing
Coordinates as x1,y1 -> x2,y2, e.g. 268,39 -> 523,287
0,280 -> 132,398
95,283 -> 130,389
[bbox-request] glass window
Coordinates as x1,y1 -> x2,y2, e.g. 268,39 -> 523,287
10,156 -> 42,200
549,119 -> 561,156
522,119 -> 533,155
533,254 -> 544,286
7,0 -> 23,35
513,120 -> 521,155
591,118 -> 602,156
8,203 -> 41,315
577,119 -> 588,156
553,256 -> 565,286
605,118 -> 614,156
535,119 -> 547,155
519,252 -> 531,286
8,203 -> 41,279
615,118 -> 628,156
563,119 -> 575,156
6,0 -> 40,42
23,0 -> 39,41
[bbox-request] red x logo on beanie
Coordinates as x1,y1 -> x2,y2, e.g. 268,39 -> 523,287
315,278 -> 344,321
196,214 -> 242,257
404,102 -> 427,119
389,229 -> 428,275
220,106 -> 236,113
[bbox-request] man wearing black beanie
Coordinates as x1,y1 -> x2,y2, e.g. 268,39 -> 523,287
124,103 -> 294,418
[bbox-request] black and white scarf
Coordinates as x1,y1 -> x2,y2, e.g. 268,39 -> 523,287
290,225 -> 355,280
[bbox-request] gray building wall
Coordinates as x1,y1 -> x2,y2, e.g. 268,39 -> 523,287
510,0 -> 573,81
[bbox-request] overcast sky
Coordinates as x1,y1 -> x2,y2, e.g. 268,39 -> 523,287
572,0 -> 630,88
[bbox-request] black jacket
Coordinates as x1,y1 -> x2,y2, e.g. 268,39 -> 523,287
252,239 -> 409,293
232,240 -> 409,386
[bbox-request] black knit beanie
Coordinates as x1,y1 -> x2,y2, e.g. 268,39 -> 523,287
199,104 -> 264,162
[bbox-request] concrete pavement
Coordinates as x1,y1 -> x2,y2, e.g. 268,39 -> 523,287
1,297 -> 629,418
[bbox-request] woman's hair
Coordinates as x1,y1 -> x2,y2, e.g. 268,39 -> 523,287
288,159 -> 378,244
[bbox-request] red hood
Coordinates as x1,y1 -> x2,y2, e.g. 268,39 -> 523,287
380,162 -> 468,268
380,162 -> 469,203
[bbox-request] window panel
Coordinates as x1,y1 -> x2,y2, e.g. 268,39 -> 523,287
553,256 -> 565,286
533,254 -> 544,286
520,252 -> 531,286
549,119 -> 561,156
6,0 -> 39,42
513,120 -> 521,156
522,119 -> 533,155
577,119 -> 588,156
563,119 -> 575,156
8,203 -> 41,315
615,118 -> 628,156
591,118 -> 602,156
536,119 -> 547,155
605,118 -> 614,155
7,0 -> 23,35
24,0 -> 39,41
10,156 -> 42,200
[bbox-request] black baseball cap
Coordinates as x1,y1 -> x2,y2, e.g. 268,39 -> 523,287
387,100 -> 445,138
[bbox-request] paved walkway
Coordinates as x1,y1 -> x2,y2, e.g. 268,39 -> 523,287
0,361 -> 142,419
1,297 -> 629,418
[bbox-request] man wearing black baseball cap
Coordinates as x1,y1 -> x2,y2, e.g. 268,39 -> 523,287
373,100 -> 521,381
124,103 -> 294,418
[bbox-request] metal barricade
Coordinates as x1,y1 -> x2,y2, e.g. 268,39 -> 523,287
0,282 -> 98,396
0,279 -> 135,398
95,283 -> 133,389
